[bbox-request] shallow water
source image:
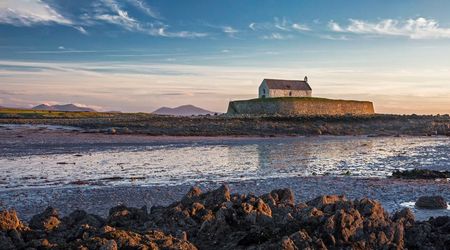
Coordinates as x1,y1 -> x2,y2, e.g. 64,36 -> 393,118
1,135 -> 449,190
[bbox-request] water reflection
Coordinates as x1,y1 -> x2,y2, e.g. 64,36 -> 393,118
255,137 -> 380,176
0,136 -> 449,189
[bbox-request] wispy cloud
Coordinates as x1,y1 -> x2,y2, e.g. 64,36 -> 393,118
261,33 -> 292,40
88,0 -> 207,38
222,26 -> 238,37
93,0 -> 140,30
292,23 -> 310,31
0,0 -> 205,38
319,34 -> 349,41
328,20 -> 343,32
126,0 -> 161,19
0,0 -> 72,26
249,17 -> 310,40
74,26 -> 88,34
329,17 -> 450,39
249,17 -> 310,32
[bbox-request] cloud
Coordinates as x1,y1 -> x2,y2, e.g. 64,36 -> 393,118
292,23 -> 310,31
222,26 -> 238,37
126,0 -> 161,19
153,27 -> 208,38
329,17 -> 450,39
328,20 -> 343,32
261,33 -> 292,40
93,0 -> 140,31
274,17 -> 290,31
0,0 -> 72,26
0,0 -> 205,38
319,34 -> 349,41
89,0 -> 207,38
249,17 -> 310,39
74,26 -> 88,34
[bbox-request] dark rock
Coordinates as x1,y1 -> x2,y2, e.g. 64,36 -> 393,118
415,196 -> 448,209
392,169 -> 450,179
0,232 -> 15,250
63,210 -> 105,229
2,186 -> 450,249
107,205 -> 148,228
261,188 -> 295,207
306,195 -> 347,210
392,208 -> 415,228
202,184 -> 231,208
405,216 -> 450,249
29,207 -> 61,231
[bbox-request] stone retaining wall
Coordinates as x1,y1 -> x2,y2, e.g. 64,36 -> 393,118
227,97 -> 375,116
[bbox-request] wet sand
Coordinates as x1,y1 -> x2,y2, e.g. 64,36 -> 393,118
0,124 -> 283,157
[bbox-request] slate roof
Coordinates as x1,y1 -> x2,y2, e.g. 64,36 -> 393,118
263,79 -> 312,91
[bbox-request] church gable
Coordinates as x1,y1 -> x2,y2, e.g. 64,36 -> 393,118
259,77 -> 312,98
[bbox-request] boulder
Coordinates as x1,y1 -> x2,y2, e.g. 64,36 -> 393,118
392,208 -> 415,228
63,209 -> 105,229
0,210 -> 20,231
29,207 -> 61,231
202,185 -> 231,208
415,196 -> 448,209
261,188 -> 295,207
107,205 -> 148,228
306,195 -> 347,210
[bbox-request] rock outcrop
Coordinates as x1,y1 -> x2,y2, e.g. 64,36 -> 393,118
392,169 -> 450,179
415,196 -> 448,209
1,186 -> 449,249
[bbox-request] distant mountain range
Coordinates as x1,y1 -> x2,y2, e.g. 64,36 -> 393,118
152,105 -> 217,116
32,104 -> 96,112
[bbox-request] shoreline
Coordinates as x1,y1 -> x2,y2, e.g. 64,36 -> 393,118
1,113 -> 449,137
2,176 -> 449,222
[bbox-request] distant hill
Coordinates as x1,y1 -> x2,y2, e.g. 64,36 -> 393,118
152,105 -> 216,116
32,104 -> 96,112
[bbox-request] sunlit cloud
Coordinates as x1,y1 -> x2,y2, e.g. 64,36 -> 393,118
0,0 -> 72,26
329,17 -> 450,39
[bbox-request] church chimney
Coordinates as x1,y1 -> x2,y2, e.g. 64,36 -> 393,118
304,76 -> 308,83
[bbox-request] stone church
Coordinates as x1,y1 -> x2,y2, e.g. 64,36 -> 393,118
258,77 -> 312,98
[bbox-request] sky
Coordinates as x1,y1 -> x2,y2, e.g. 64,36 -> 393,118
1,0 -> 450,114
